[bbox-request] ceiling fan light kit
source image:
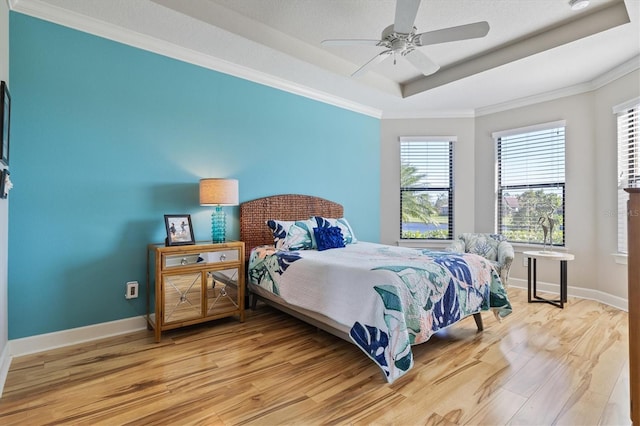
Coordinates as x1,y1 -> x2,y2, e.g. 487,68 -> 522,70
569,0 -> 590,11
321,0 -> 490,78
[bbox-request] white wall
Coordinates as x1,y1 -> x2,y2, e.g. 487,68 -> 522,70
380,68 -> 639,304
475,92 -> 599,290
593,70 -> 640,300
0,0 -> 10,393
380,117 -> 475,246
476,70 -> 639,299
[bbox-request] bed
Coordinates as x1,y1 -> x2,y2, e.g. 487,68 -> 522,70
240,194 -> 512,383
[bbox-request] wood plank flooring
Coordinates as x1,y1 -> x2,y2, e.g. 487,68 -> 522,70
0,288 -> 631,425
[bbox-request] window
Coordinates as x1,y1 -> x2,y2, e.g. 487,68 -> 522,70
494,121 -> 566,245
400,136 -> 454,239
616,98 -> 640,254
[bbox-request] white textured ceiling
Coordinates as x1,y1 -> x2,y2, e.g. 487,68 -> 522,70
10,0 -> 640,117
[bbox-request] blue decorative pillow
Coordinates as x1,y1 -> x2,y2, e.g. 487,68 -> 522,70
266,219 -> 315,250
314,226 -> 346,251
312,216 -> 357,245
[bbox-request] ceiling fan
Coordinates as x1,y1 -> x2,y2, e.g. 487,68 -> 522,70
321,0 -> 490,78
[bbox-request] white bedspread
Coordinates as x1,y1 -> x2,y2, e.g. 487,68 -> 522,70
248,241 -> 512,383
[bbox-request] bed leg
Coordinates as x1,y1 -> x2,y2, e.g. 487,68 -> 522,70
250,293 -> 258,310
473,313 -> 484,332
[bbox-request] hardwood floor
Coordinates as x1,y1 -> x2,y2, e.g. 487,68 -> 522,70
0,288 -> 631,425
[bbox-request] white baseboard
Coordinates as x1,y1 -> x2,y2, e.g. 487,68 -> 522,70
0,316 -> 147,397
509,278 -> 628,312
8,315 -> 148,358
0,344 -> 12,397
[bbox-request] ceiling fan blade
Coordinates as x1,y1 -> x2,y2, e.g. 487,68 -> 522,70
394,0 -> 422,34
351,50 -> 393,78
321,39 -> 382,47
404,49 -> 440,76
415,21 -> 490,46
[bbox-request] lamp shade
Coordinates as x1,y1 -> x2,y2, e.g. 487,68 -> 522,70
199,178 -> 239,206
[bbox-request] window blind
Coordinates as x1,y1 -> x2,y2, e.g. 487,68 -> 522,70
400,137 -> 454,240
617,103 -> 640,253
496,123 -> 566,245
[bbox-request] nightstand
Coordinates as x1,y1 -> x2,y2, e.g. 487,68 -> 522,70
147,241 -> 245,342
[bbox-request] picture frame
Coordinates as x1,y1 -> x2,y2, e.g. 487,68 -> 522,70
0,169 -> 8,199
0,81 -> 10,167
164,214 -> 195,246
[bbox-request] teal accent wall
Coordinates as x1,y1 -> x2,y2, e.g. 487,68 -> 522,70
8,13 -> 380,339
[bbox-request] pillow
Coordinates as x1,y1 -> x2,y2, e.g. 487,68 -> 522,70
312,216 -> 357,244
465,235 -> 500,261
313,226 -> 345,251
266,219 -> 316,250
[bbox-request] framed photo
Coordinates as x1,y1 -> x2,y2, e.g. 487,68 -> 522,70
0,81 -> 10,167
164,214 -> 195,246
0,169 -> 8,199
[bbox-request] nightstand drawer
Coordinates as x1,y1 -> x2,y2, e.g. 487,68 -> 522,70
164,254 -> 201,268
198,249 -> 239,264
163,248 -> 239,268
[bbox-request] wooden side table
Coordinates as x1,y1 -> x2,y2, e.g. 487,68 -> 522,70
147,241 -> 245,342
523,250 -> 574,309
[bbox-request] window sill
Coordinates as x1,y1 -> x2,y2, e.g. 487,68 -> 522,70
397,239 -> 451,249
509,242 -> 569,253
612,253 -> 628,265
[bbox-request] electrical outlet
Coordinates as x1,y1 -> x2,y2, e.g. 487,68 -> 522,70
125,281 -> 139,299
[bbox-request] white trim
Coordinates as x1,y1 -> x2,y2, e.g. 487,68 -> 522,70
593,55 -> 640,92
9,1 -> 638,121
509,278 -> 628,312
613,97 -> 640,114
477,56 -> 640,118
399,136 -> 458,143
396,239 -> 452,249
9,0 -> 382,119
8,315 -> 147,358
491,120 -> 567,140
0,345 -> 12,397
477,82 -> 593,117
383,109 -> 476,119
612,252 -> 628,265
512,243 -> 569,253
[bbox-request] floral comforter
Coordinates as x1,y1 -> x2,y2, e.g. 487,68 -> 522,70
248,242 -> 512,383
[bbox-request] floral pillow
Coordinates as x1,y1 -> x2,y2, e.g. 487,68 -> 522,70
312,216 -> 357,245
266,219 -> 316,250
314,226 -> 345,251
462,233 -> 505,261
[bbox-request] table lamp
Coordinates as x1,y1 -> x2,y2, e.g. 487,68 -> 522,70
199,178 -> 239,243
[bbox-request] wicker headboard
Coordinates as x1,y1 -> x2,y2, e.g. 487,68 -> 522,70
240,194 -> 344,260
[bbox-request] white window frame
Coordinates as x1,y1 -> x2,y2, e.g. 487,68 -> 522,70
614,97 -> 640,257
399,136 -> 455,240
493,120 -> 567,246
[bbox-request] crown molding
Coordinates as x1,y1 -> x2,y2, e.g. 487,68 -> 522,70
475,82 -> 594,117
9,0 -> 383,119
591,54 -> 640,90
9,0 -> 639,121
382,109 -> 476,119
476,55 -> 640,117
